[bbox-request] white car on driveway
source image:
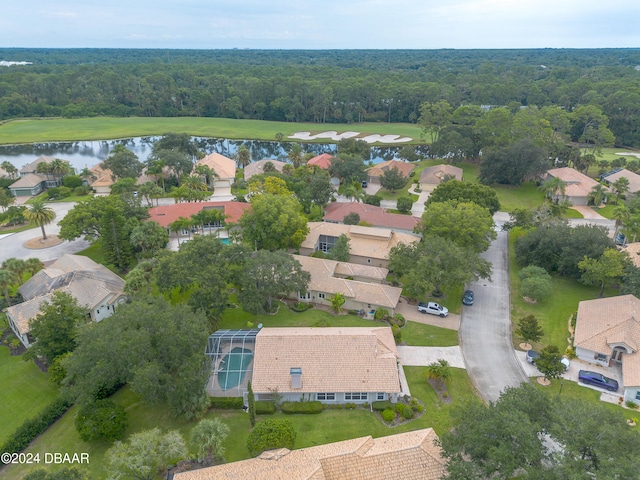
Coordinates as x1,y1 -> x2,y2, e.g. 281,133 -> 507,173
417,302 -> 448,317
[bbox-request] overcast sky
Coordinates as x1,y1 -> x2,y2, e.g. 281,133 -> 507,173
2,0 -> 639,50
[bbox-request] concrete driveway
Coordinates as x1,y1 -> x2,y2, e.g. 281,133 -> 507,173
0,202 -> 90,264
459,227 -> 529,403
396,297 -> 460,331
398,346 -> 465,369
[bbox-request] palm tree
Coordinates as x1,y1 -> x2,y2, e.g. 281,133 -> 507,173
182,175 -> 208,192
25,258 -> 44,277
589,183 -> 609,207
612,205 -> 631,237
146,159 -> 166,190
194,164 -> 218,190
1,161 -> 18,179
2,258 -> 27,285
0,269 -> 14,306
340,181 -> 365,202
287,143 -> 304,168
612,176 -> 630,204
539,176 -> 567,202
24,198 -> 55,240
426,359 -> 451,390
49,159 -> 71,184
36,161 -> 53,181
236,145 -> 251,169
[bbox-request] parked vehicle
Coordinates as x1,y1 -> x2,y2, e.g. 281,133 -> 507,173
417,302 -> 448,317
578,370 -> 619,391
526,350 -> 570,371
462,290 -> 474,306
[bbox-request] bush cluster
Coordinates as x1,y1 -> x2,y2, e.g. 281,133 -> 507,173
0,397 -> 70,457
410,398 -> 424,413
381,408 -> 395,422
344,403 -> 357,410
290,302 -> 312,312
247,419 -> 296,457
210,397 -> 244,409
280,401 -> 323,414
255,401 -> 276,414
372,400 -> 393,411
363,194 -> 382,206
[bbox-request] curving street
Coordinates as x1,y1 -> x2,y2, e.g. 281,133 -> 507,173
459,227 -> 528,403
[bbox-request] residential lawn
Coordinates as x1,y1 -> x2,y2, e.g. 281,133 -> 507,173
7,366 -> 478,479
596,147 -> 640,163
402,322 -> 459,346
493,181 -> 545,212
0,348 -> 59,445
509,230 -> 614,351
0,223 -> 35,235
74,242 -> 124,275
533,378 -> 640,432
563,207 -> 584,219
0,118 -> 425,145
375,188 -> 419,202
399,284 -> 464,315
594,204 -> 615,219
49,194 -> 94,203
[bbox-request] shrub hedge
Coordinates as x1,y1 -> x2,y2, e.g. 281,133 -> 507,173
281,401 -> 324,414
210,397 -> 244,410
255,401 -> 276,414
381,408 -> 395,422
372,400 -> 393,411
0,397 -> 70,458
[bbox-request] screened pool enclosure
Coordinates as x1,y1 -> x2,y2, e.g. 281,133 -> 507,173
205,329 -> 259,397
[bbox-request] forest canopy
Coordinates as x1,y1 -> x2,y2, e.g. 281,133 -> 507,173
0,48 -> 639,146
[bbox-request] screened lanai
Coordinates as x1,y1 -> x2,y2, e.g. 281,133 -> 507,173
205,329 -> 259,397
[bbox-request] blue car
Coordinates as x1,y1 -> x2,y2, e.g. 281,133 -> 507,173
578,370 -> 619,392
462,290 -> 474,306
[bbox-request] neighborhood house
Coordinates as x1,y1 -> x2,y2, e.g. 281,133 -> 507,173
574,294 -> 640,402
9,156 -> 61,197
323,201 -> 419,233
194,153 -> 236,189
205,327 -> 402,405
4,254 -> 126,348
419,164 -> 463,192
546,167 -> 604,206
365,159 -> 415,185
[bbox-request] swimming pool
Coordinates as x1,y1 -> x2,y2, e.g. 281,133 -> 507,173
217,347 -> 253,390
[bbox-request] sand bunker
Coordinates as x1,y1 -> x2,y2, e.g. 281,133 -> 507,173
289,131 -> 412,144
615,152 -> 640,159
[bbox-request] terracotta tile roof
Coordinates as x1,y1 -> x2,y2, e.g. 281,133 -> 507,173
251,326 -> 399,395
7,254 -> 125,337
419,164 -> 463,185
174,428 -> 445,480
244,159 -> 287,180
575,294 -> 640,386
323,202 -> 419,231
366,160 -> 415,179
602,168 -> 640,194
89,162 -> 115,187
307,154 -> 333,170
292,255 -> 401,309
147,201 -> 250,228
547,167 -> 602,198
9,173 -> 46,188
19,156 -> 56,174
195,153 -> 236,180
302,222 -> 420,262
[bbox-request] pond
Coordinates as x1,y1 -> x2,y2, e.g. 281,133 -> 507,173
0,137 -> 421,173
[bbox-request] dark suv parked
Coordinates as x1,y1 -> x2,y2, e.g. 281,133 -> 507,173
578,370 -> 619,392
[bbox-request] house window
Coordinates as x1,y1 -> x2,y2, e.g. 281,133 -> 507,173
318,234 -> 337,253
367,258 -> 371,264
298,292 -> 310,301
377,392 -> 385,400
345,392 -> 368,401
318,293 -> 326,299
317,393 -> 335,401
636,391 -> 640,401
596,353 -> 607,362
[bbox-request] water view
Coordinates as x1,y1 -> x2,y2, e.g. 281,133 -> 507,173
0,137 -> 417,173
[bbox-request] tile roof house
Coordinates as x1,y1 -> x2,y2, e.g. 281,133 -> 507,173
574,294 -> 640,402
4,254 -> 126,348
88,162 -> 115,195
300,222 -> 420,268
174,428 -> 445,480
546,167 -> 603,206
601,168 -> 640,195
366,160 -> 415,185
147,201 -> 250,242
307,153 -> 333,170
291,254 -> 402,315
323,202 -> 419,233
9,156 -> 61,196
244,159 -> 287,180
194,153 -> 236,189
419,164 -> 463,192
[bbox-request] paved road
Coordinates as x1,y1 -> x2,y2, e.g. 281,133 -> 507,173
0,202 -> 90,264
459,227 -> 528,403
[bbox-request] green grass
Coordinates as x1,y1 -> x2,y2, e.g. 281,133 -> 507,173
563,207 -> 584,219
494,182 -> 545,212
0,223 -> 36,235
6,366 -> 478,479
0,348 -> 59,446
509,230 -> 613,351
594,204 -> 615,219
0,117 -> 425,145
534,378 -> 639,432
402,322 -> 459,346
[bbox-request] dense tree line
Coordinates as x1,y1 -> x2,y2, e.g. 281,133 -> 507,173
1,48 -> 640,146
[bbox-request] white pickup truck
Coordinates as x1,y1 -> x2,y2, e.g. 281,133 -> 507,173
417,302 -> 448,317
